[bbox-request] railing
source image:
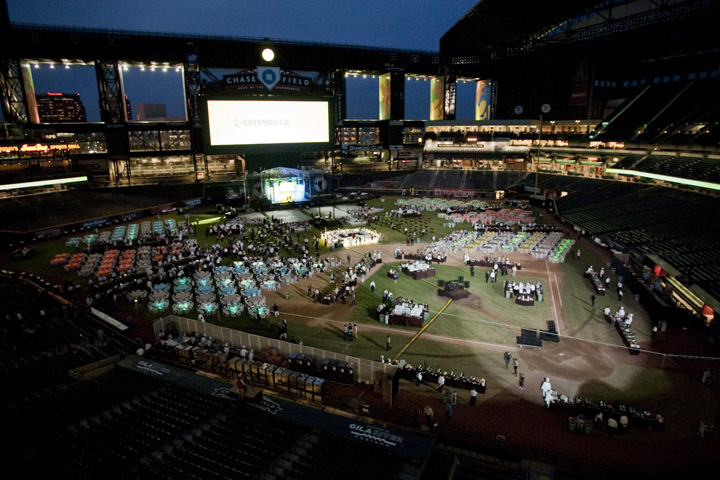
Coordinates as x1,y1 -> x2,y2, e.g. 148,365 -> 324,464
153,315 -> 397,384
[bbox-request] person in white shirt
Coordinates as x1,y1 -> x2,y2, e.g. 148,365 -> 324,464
437,374 -> 445,393
541,377 -> 552,397
544,390 -> 553,409
607,417 -> 618,433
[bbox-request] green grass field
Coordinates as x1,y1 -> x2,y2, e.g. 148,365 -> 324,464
3,196 -> 655,388
5,195 -> 716,447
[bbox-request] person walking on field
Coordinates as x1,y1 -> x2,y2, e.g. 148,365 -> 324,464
469,387 -> 478,405
386,335 -> 392,351
513,358 -> 519,377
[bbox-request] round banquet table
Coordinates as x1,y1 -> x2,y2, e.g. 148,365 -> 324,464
173,292 -> 192,303
197,292 -> 216,303
172,301 -> 194,314
223,303 -> 244,317
149,299 -> 170,313
245,295 -> 266,308
219,285 -> 237,295
242,287 -> 260,297
198,302 -> 219,314
150,291 -> 169,301
220,294 -> 241,305
127,290 -> 147,301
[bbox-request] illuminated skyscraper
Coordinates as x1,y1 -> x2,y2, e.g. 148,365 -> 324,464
35,92 -> 87,122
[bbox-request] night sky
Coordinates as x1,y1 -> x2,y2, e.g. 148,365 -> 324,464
6,0 -> 479,122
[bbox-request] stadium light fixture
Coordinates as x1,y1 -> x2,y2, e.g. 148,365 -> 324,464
197,216 -> 223,225
262,48 -> 275,62
0,176 -> 88,191
606,168 -> 720,191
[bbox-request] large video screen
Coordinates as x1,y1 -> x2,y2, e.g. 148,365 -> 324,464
264,177 -> 309,204
207,100 -> 330,146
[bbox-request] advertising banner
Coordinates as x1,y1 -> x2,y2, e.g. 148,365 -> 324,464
569,61 -> 591,107
379,73 -> 391,120
569,84 -> 590,106
248,394 -> 435,461
35,227 -> 65,240
430,77 -> 445,120
120,211 -> 143,222
21,63 -> 40,124
202,68 -> 325,95
444,75 -> 457,119
81,218 -> 109,230
342,144 -> 383,152
150,205 -> 173,215
475,80 -> 492,121
432,188 -> 475,198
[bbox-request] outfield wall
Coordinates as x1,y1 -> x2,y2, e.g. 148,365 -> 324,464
153,315 -> 397,384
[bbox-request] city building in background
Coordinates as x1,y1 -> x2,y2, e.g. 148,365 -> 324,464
35,92 -> 87,122
135,103 -> 166,121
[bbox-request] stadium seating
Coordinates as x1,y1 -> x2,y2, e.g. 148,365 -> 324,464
552,179 -> 720,302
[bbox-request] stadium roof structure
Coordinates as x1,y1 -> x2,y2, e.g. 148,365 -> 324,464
442,0 -> 600,52
3,22 -> 441,77
441,0 -> 720,73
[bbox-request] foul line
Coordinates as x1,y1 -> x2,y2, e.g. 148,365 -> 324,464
545,258 -> 560,328
392,298 -> 452,363
553,273 -> 563,308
